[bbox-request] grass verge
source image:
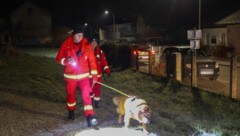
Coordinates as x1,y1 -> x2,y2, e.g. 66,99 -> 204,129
0,47 -> 240,135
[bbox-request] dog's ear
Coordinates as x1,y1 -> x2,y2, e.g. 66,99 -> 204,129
113,97 -> 120,106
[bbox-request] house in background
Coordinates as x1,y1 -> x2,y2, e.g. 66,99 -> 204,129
99,22 -> 135,44
0,18 -> 12,46
134,14 -> 163,46
202,9 -> 240,57
99,14 -> 162,46
10,1 -> 53,46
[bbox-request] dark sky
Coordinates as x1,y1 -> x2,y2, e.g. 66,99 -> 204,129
1,0 -> 239,28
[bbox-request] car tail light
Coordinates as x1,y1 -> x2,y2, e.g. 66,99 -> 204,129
150,50 -> 155,55
133,50 -> 137,55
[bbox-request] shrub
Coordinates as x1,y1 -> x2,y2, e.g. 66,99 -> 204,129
100,43 -> 133,70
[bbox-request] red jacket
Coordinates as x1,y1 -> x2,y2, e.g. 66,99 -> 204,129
94,46 -> 110,75
56,37 -> 98,80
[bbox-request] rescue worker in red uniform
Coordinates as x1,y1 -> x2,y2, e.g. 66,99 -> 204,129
90,39 -> 110,108
56,24 -> 98,127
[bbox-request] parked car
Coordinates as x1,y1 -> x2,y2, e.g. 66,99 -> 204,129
132,44 -> 154,66
160,46 -> 219,80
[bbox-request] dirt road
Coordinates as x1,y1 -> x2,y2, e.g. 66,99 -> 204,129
0,90 -> 96,136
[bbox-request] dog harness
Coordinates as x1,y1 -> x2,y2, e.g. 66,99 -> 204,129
124,97 -> 148,123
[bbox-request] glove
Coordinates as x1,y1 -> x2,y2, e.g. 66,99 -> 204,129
105,68 -> 111,78
105,68 -> 110,74
92,75 -> 98,85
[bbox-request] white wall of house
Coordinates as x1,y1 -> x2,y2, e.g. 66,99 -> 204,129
99,28 -> 107,42
117,23 -> 135,42
202,28 -> 227,46
99,23 -> 135,43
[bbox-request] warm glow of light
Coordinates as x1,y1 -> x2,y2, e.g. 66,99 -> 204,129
75,127 -> 157,136
133,50 -> 137,55
151,50 -> 155,55
105,10 -> 109,14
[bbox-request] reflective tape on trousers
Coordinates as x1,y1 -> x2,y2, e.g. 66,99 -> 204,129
64,73 -> 89,79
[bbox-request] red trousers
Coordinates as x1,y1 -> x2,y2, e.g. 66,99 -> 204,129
90,76 -> 102,101
65,78 -> 94,117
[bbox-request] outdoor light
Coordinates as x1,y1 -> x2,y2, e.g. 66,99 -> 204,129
83,22 -> 93,37
133,50 -> 137,55
104,10 -> 116,44
104,10 -> 109,14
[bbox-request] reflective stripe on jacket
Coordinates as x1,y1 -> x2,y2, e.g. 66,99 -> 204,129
94,46 -> 109,74
56,37 -> 98,79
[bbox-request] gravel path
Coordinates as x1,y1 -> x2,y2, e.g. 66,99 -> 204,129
0,90 -> 90,136
0,90 -> 130,136
0,90 -> 159,136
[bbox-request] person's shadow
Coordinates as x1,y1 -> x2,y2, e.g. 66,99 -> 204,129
0,99 -> 66,121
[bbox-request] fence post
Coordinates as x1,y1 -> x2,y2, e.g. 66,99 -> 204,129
192,50 -> 197,87
149,51 -> 152,74
230,54 -> 237,98
176,53 -> 182,82
136,49 -> 139,71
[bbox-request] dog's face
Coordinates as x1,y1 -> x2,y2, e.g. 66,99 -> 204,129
113,96 -> 151,124
138,106 -> 151,124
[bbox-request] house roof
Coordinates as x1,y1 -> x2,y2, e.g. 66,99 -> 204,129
216,10 -> 240,25
201,3 -> 240,28
11,1 -> 51,18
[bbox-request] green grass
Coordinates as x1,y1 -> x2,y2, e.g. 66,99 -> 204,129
0,47 -> 65,102
0,47 -> 240,135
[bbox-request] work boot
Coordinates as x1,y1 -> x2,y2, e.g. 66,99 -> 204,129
95,101 -> 99,108
68,110 -> 75,120
86,115 -> 98,127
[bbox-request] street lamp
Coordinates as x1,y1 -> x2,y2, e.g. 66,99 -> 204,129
104,10 -> 116,44
84,22 -> 93,38
199,0 -> 201,29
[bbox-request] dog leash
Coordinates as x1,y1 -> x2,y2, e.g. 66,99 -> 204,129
95,81 -> 130,97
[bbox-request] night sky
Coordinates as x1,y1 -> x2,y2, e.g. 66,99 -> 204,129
1,0 -> 239,28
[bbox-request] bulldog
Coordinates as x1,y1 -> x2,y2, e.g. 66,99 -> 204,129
113,96 -> 151,133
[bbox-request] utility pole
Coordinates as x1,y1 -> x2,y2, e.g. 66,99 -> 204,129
199,0 -> 201,29
192,0 -> 202,87
104,10 -> 116,45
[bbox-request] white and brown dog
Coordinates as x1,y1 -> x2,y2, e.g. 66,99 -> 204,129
113,96 -> 151,133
